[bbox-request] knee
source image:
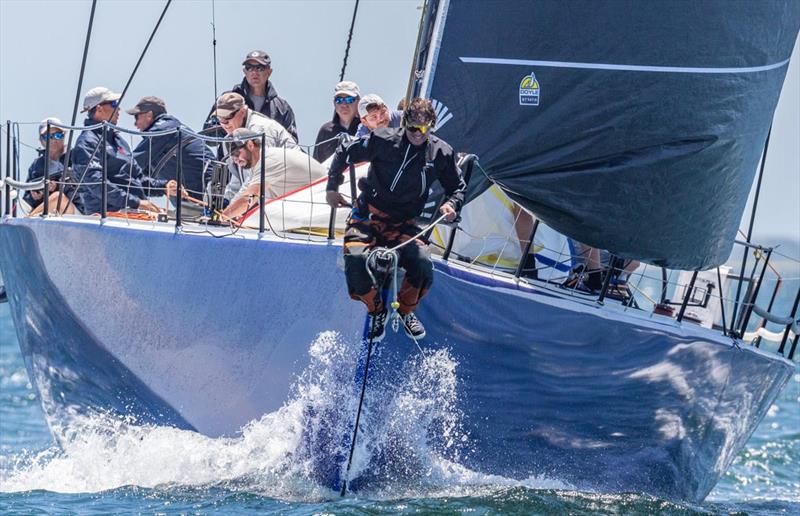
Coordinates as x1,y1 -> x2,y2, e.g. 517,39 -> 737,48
344,254 -> 373,295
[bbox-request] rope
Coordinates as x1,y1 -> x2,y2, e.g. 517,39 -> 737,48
339,0 -> 360,82
340,309 -> 376,497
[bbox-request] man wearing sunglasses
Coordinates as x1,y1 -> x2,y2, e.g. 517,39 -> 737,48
354,94 -> 403,138
126,96 -> 213,201
71,86 -> 170,215
313,81 -> 361,163
24,117 -> 81,215
204,50 -> 297,141
326,97 -> 465,342
220,128 -> 325,220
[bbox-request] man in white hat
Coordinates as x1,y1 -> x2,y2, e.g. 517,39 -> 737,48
70,86 -> 173,214
354,93 -> 403,138
313,80 -> 361,162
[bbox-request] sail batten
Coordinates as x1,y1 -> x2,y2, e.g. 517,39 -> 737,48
421,0 -> 800,269
459,57 -> 793,75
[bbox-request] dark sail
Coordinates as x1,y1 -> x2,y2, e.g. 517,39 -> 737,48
420,0 -> 800,269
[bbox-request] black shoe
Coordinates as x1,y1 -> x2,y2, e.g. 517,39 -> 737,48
401,312 -> 426,340
367,309 -> 388,343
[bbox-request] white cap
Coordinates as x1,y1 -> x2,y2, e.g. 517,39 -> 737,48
358,93 -> 385,118
82,86 -> 121,112
38,117 -> 64,135
334,80 -> 360,98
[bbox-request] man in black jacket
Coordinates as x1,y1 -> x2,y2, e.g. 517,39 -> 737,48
204,50 -> 298,141
326,98 -> 465,342
127,96 -> 214,198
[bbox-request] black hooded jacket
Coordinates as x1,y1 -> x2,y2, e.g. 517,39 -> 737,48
203,79 -> 297,141
328,127 -> 466,222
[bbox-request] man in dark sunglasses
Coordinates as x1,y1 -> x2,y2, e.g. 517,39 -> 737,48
126,96 -> 213,201
326,97 -> 465,342
23,117 -> 81,215
70,86 -> 167,215
313,80 -> 361,162
203,49 -> 297,141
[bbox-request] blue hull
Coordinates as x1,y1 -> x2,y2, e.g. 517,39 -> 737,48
0,216 -> 793,502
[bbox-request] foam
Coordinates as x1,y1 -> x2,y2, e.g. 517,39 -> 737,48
0,331 -> 570,500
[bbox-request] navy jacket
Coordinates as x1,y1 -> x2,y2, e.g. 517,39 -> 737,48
203,79 -> 298,141
24,150 -> 69,208
72,118 -> 168,214
328,127 -> 466,222
131,114 -> 214,197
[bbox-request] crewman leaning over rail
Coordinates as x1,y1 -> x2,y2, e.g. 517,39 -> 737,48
220,127 -> 325,220
326,98 -> 466,342
24,117 -> 82,216
71,86 -> 176,215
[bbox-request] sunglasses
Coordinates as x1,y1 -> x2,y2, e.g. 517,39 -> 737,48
42,131 -> 65,141
244,63 -> 268,72
407,123 -> 431,134
217,110 -> 239,123
100,100 -> 119,109
334,96 -> 357,105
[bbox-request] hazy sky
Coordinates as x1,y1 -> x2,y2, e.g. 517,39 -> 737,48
1,0 -> 797,243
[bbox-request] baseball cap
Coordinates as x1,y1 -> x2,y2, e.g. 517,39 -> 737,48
215,92 -> 246,118
231,127 -> 261,150
38,117 -> 64,135
82,86 -> 121,112
126,96 -> 167,115
358,94 -> 385,118
242,50 -> 271,67
334,81 -> 360,98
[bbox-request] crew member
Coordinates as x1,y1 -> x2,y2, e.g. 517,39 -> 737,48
326,98 -> 465,341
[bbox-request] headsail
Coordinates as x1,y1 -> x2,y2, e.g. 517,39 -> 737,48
418,0 -> 800,269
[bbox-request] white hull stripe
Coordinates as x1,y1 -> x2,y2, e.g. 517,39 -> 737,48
459,57 -> 791,74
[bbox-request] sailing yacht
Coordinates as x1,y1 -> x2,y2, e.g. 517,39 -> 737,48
0,0 -> 798,503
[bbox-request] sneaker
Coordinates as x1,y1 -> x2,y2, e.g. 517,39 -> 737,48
366,309 -> 388,343
401,312 -> 426,340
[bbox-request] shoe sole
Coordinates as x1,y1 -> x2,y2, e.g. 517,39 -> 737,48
404,329 -> 426,340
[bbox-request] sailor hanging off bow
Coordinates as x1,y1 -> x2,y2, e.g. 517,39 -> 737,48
326,97 -> 466,342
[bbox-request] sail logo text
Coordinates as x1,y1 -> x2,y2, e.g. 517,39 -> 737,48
519,72 -> 540,106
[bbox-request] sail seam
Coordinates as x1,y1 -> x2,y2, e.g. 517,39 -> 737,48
459,57 -> 791,74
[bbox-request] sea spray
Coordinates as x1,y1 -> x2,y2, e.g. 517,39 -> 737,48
0,330 -> 517,499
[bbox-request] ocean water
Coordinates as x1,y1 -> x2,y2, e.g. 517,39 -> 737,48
0,287 -> 798,515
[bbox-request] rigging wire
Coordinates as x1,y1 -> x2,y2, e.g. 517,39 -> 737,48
114,0 -> 173,114
57,0 -> 98,213
211,0 -> 219,101
64,0 -> 173,210
339,0 -> 360,82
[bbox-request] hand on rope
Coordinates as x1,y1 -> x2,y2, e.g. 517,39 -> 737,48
439,201 -> 457,222
165,179 -> 189,200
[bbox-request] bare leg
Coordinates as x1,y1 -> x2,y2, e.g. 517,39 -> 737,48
28,192 -> 76,217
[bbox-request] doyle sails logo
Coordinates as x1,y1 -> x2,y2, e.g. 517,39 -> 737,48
431,98 -> 453,131
519,72 -> 540,106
